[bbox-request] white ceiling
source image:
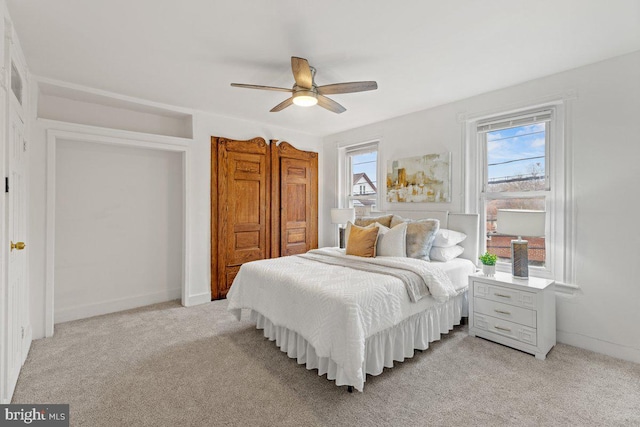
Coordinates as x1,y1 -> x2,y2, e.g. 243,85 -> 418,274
7,0 -> 640,136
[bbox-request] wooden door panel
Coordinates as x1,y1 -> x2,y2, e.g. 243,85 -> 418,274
271,141 -> 318,257
282,158 -> 312,256
235,231 -> 260,249
285,165 -> 307,178
226,151 -> 267,265
212,137 -> 269,300
285,183 -> 307,222
233,223 -> 262,233
234,159 -> 261,174
233,180 -> 261,224
286,228 -> 306,243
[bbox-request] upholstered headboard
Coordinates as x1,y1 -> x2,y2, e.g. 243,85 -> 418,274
359,210 -> 480,265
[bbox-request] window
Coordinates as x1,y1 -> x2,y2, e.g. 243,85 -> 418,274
480,110 -> 551,271
467,101 -> 573,286
343,143 -> 379,216
476,109 -> 563,279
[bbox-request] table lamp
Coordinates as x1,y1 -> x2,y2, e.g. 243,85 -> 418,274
497,209 -> 545,279
331,208 -> 355,249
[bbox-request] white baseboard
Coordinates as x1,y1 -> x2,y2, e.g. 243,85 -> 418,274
184,291 -> 211,306
557,330 -> 640,364
55,288 -> 182,324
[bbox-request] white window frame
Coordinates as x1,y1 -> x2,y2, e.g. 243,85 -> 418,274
465,101 -> 575,288
339,141 -> 380,211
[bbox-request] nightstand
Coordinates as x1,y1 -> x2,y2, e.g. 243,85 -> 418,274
468,272 -> 556,360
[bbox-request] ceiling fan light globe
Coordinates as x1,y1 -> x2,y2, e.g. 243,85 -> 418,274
293,96 -> 317,107
292,91 -> 318,107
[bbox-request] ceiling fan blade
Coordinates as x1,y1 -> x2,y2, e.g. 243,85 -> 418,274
231,83 -> 292,93
317,95 -> 346,114
270,97 -> 294,112
291,57 -> 313,89
317,81 -> 378,95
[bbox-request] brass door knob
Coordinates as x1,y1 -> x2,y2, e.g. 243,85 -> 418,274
10,241 -> 25,251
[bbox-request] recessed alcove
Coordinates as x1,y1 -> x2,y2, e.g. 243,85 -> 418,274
37,82 -> 193,139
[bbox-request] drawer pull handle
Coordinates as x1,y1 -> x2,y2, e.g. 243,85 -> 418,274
495,293 -> 511,298
494,309 -> 511,315
494,325 -> 512,332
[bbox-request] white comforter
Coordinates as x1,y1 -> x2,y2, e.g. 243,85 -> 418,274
227,247 -> 462,391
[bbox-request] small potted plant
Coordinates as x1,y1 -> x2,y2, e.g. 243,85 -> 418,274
479,252 -> 498,276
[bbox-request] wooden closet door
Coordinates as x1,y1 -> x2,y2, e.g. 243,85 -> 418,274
271,141 -> 318,257
212,137 -> 270,299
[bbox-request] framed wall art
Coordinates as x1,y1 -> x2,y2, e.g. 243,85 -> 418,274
386,152 -> 451,203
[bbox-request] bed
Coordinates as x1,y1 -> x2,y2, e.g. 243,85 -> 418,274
227,211 -> 479,392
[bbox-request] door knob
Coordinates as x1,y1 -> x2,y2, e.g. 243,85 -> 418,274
10,241 -> 25,251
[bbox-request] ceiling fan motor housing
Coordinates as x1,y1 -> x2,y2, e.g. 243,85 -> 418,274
292,85 -> 318,106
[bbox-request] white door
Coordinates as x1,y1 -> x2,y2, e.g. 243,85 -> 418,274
3,64 -> 28,400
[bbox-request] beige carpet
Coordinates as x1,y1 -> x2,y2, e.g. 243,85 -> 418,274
12,300 -> 640,426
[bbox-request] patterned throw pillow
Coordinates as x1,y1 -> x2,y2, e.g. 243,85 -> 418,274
346,224 -> 380,257
388,215 -> 441,259
405,219 -> 440,260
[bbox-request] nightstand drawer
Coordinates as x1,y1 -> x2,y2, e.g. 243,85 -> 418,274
474,282 -> 537,309
474,297 -> 536,328
474,313 -> 537,346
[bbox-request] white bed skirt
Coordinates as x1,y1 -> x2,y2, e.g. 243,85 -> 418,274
247,291 -> 468,391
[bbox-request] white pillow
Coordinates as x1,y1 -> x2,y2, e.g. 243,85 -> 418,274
429,245 -> 465,262
432,228 -> 467,248
375,222 -> 407,257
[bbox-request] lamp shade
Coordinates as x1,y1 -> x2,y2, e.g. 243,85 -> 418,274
497,209 -> 545,237
331,208 -> 355,225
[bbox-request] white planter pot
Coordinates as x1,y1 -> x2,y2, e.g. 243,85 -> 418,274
482,264 -> 496,277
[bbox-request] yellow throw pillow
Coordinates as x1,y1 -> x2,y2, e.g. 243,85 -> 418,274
346,224 -> 380,257
345,221 -> 375,245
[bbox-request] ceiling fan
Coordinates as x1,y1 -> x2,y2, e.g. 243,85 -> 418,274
230,57 -> 378,114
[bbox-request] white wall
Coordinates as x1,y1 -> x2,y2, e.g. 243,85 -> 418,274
322,51 -> 640,363
53,140 -> 183,322
28,93 -> 323,339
